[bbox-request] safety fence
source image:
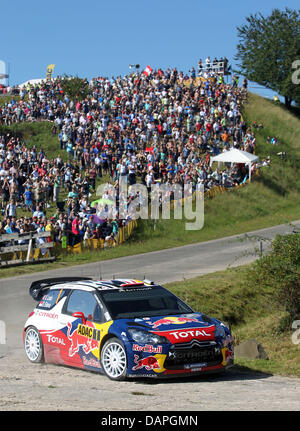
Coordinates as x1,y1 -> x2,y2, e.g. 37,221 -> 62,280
170,179 -> 251,213
54,219 -> 138,255
0,231 -> 54,267
0,176 -> 254,267
204,179 -> 250,200
0,220 -> 138,266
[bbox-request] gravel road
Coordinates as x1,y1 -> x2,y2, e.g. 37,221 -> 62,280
1,349 -> 300,411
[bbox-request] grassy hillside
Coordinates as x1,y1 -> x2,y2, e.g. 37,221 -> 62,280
0,121 -> 66,161
244,93 -> 300,158
166,264 -> 300,377
0,95 -> 21,106
128,92 -> 300,248
0,91 -> 300,274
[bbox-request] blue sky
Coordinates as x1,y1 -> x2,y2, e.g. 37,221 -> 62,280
1,0 -> 299,99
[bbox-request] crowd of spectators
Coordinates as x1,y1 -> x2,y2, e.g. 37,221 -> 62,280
0,131 -> 120,246
0,58 -> 263,247
197,56 -> 229,78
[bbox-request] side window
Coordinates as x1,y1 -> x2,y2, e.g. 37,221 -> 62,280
37,289 -> 66,310
65,290 -> 100,321
94,303 -> 103,323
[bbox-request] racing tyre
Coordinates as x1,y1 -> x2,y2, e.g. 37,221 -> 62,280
101,337 -> 127,381
24,326 -> 44,363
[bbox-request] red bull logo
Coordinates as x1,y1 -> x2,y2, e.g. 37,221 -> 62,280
148,316 -> 203,329
132,355 -> 160,371
67,321 -> 100,357
225,347 -> 233,360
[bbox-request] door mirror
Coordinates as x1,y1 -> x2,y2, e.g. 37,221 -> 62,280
72,312 -> 86,325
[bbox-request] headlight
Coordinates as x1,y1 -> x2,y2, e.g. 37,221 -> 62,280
214,324 -> 225,339
128,328 -> 169,344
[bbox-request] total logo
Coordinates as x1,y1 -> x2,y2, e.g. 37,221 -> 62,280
46,334 -> 66,345
170,329 -> 211,340
156,326 -> 215,343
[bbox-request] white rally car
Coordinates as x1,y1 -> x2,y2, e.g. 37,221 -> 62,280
24,277 -> 234,380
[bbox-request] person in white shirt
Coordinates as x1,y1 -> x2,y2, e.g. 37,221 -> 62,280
205,56 -> 211,71
145,171 -> 154,192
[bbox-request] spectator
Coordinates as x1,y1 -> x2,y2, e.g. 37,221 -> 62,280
0,60 -> 262,249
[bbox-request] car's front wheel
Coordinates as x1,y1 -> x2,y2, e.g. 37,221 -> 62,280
100,337 -> 127,381
24,326 -> 44,363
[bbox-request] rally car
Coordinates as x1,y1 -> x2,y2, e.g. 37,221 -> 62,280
23,277 -> 234,380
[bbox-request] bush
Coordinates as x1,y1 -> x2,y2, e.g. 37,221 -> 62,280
60,76 -> 89,101
248,232 -> 300,330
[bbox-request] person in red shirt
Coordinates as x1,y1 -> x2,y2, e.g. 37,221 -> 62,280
71,215 -> 80,246
206,122 -> 212,138
38,165 -> 47,177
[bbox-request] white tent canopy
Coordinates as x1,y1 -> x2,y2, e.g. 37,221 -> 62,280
209,148 -> 259,182
17,78 -> 47,88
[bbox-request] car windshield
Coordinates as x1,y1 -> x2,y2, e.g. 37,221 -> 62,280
98,285 -> 194,319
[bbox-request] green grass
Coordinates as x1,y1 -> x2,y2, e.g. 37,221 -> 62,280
244,93 -> 300,158
0,95 -> 21,106
0,121 -> 65,161
165,265 -> 300,377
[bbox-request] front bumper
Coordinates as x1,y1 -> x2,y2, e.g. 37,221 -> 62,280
125,339 -> 234,378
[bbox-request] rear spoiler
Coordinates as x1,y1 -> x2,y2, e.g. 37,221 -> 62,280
29,277 -> 93,301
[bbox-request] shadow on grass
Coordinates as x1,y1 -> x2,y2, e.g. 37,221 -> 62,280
286,104 -> 300,120
255,173 -> 287,197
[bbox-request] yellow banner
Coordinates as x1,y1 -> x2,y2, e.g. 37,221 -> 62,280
46,64 -> 55,80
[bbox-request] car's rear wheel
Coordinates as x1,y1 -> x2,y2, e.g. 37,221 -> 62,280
24,326 -> 44,363
101,337 -> 127,381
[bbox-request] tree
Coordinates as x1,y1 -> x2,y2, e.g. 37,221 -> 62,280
235,8 -> 300,108
59,75 -> 89,101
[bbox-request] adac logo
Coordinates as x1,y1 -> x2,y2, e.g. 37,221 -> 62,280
147,316 -> 203,329
67,321 -> 100,357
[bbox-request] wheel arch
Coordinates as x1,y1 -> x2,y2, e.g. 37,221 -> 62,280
99,333 -> 128,381
99,332 -> 120,353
